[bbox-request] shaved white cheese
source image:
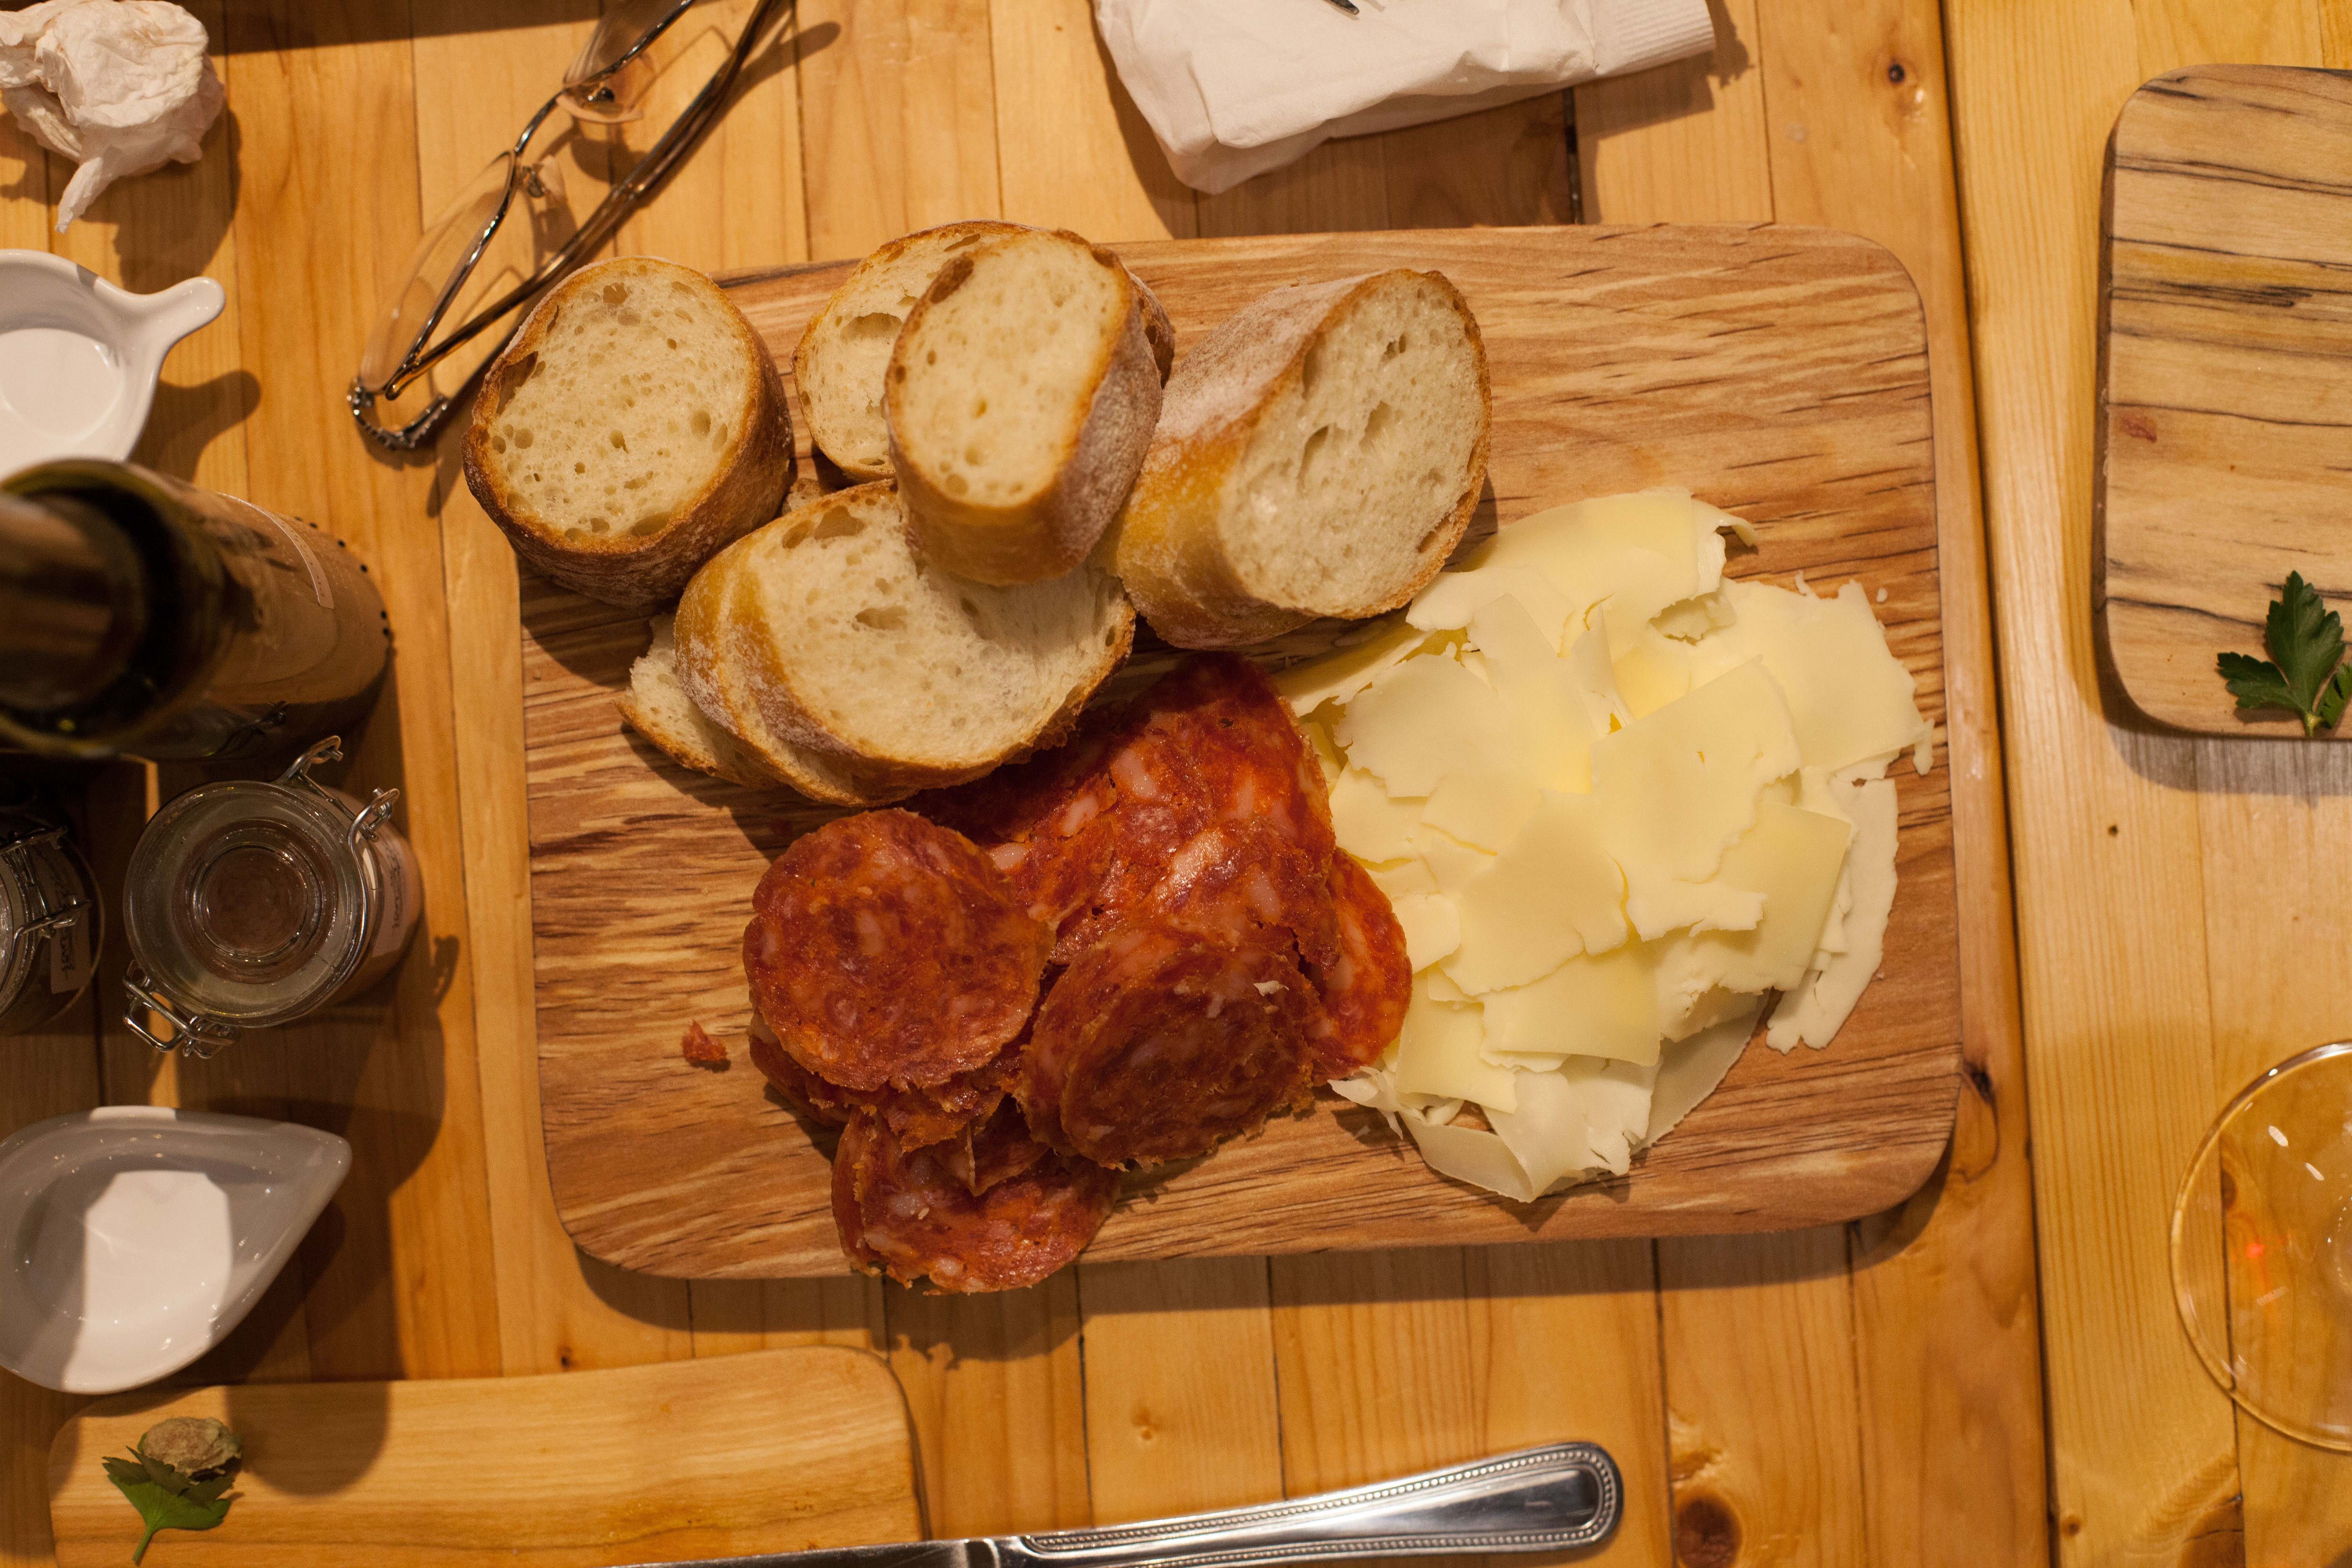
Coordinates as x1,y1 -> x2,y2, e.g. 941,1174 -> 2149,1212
1592,660 -> 1803,937
1642,1000 -> 1764,1149
1393,973 -> 1514,1110
1769,776 -> 1898,1051
1273,618 -> 1436,712
1280,487 -> 1925,1203
1331,766 -> 1422,863
1479,941 -> 1660,1065
1410,565 -> 1580,650
1442,792 -> 1630,993
1689,580 -> 1929,771
1389,891 -> 1462,970
1339,654 -> 1522,797
1687,801 -> 1852,992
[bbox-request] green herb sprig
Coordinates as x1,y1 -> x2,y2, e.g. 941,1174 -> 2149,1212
2216,572 -> 2352,736
102,1417 -> 241,1563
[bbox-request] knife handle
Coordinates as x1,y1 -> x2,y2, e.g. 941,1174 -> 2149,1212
1002,1443 -> 1620,1568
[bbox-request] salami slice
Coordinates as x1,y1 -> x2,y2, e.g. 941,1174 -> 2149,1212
935,1095 -> 1052,1197
751,1008 -> 1018,1148
1305,855 -> 1413,1078
1022,919 -> 1316,1167
744,810 -> 1050,1094
831,1109 -> 1119,1292
1144,820 -> 1341,971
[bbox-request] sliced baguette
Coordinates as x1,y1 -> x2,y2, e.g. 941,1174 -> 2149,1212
616,613 -> 793,790
885,229 -> 1163,585
794,222 -> 1028,480
464,255 -> 792,609
795,222 -> 1176,483
669,532 -> 915,806
677,482 -> 1134,793
1111,270 -> 1492,649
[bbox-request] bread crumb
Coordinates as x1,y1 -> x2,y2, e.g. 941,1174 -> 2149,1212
681,1020 -> 729,1069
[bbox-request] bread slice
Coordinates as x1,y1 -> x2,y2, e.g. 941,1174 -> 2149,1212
795,223 -> 1177,484
676,482 -> 1134,793
464,255 -> 792,610
794,222 -> 1027,480
616,613 -> 794,789
1111,270 -> 1491,649
885,229 -> 1163,585
669,531 -> 916,806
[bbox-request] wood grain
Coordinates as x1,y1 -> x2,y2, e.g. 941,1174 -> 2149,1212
528,223 -> 1961,1277
45,1347 -> 919,1567
2099,63 -> 2352,735
1945,0 -> 2352,1561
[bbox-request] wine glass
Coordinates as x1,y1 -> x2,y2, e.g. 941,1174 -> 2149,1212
2171,1040 -> 2352,1449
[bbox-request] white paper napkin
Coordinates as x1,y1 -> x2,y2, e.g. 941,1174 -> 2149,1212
0,0 -> 225,231
1096,0 -> 1716,195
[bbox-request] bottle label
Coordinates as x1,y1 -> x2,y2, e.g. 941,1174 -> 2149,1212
219,492 -> 333,610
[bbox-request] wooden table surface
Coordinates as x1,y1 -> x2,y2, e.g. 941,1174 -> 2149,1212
2,0 -> 2338,1563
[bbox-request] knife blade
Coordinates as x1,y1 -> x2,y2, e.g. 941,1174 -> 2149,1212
613,1442 -> 1620,1568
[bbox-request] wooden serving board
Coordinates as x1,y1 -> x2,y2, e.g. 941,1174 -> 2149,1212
529,225 -> 1962,1277
2099,65 -> 2352,733
46,1346 -> 920,1566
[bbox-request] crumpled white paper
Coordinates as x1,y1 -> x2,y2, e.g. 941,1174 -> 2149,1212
1096,0 -> 1716,195
0,0 -> 225,231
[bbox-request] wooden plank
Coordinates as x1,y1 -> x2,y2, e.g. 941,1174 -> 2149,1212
988,0 -> 1197,242
1075,1259 -> 1283,1523
885,1280 -> 1091,1536
215,0 -> 503,1382
408,0 -> 707,1379
2098,64 -> 2352,734
529,225 -> 1960,1277
794,0 -> 1002,260
1378,95 -> 1575,231
46,1347 -> 919,1567
1572,0 -> 1773,226
1943,0 -> 2338,1559
1466,1243 -> 1673,1568
1657,1232 -> 1866,1565
1750,0 -> 2051,1562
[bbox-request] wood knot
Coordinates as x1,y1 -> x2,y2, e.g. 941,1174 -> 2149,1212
1887,61 -> 1907,84
2117,410 -> 2159,442
1674,1491 -> 1740,1568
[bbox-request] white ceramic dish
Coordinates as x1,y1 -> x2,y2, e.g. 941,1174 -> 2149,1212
0,1106 -> 348,1394
0,250 -> 223,474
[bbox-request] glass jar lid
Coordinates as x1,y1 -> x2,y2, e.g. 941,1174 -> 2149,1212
123,742 -> 389,1034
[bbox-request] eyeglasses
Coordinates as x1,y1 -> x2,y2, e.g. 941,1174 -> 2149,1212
350,0 -> 789,450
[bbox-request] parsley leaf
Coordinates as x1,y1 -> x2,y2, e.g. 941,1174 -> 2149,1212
103,1418 -> 242,1563
2216,572 -> 2349,736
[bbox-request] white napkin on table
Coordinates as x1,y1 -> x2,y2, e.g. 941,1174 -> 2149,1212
1096,0 -> 1716,195
0,0 -> 225,231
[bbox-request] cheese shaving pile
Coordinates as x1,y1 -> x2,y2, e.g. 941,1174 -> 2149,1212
1276,489 -> 1931,1201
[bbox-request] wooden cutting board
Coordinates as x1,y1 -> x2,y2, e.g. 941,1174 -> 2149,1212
529,224 -> 1963,1277
46,1346 -> 919,1566
2099,64 -> 2352,734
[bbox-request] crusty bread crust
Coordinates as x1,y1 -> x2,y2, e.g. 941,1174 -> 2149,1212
677,483 -> 1138,799
794,220 -> 1029,480
886,232 -> 1164,586
1112,271 -> 1492,649
615,614 -> 794,790
462,256 -> 792,611
671,533 -> 915,806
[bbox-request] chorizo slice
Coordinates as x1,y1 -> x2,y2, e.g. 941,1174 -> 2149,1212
751,1008 -> 1018,1149
1305,854 -> 1413,1078
744,810 -> 1049,1094
1022,920 -> 1317,1168
935,1095 -> 1053,1197
1144,820 -> 1341,971
831,1110 -> 1119,1292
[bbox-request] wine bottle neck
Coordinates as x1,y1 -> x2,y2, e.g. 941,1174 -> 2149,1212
0,489 -> 148,714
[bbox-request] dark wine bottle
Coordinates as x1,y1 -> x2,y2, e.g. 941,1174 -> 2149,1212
0,460 -> 389,762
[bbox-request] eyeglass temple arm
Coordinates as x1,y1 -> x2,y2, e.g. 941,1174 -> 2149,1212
379,0 -> 788,401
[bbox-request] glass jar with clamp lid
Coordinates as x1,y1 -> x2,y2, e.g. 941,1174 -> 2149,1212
121,738 -> 421,1057
0,788 -> 98,1034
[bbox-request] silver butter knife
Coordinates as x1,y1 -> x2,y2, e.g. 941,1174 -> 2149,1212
619,1443 -> 1620,1568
